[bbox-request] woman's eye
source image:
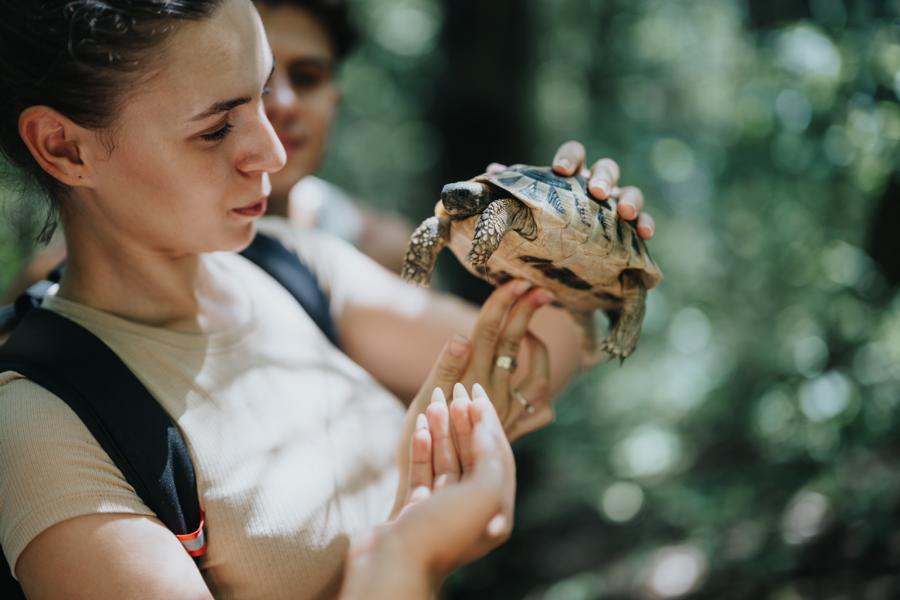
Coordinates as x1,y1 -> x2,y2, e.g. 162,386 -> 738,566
201,122 -> 234,142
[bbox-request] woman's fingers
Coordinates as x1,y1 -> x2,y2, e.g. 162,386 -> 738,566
426,388 -> 460,490
423,334 -> 471,400
388,383 -> 516,579
406,414 -> 433,506
636,211 -> 655,240
505,333 -> 554,441
450,383 -> 476,474
552,140 -> 587,176
587,158 -> 621,201
465,279 -> 532,387
468,384 -> 516,539
485,162 -> 507,174
491,287 -> 554,394
616,185 -> 644,221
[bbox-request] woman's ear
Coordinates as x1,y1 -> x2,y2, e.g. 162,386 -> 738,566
18,106 -> 90,187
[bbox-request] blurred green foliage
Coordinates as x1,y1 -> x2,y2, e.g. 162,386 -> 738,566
2,0 -> 899,597
326,0 -> 900,597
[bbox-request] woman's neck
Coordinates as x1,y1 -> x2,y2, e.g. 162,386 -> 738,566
56,216 -> 250,334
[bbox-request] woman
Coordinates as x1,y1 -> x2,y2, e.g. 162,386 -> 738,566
0,0 -> 650,598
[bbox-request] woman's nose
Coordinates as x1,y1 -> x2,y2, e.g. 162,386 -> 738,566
238,109 -> 287,175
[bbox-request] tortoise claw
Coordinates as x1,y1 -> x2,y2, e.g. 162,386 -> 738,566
598,338 -> 632,364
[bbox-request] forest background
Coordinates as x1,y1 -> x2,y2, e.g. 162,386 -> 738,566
1,0 -> 899,598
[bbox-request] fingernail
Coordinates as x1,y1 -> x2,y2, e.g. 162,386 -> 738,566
640,225 -> 654,239
620,201 -> 636,220
453,382 -> 468,402
416,413 -> 427,430
472,382 -> 488,399
554,158 -> 572,172
431,387 -> 446,404
511,280 -> 531,296
592,179 -> 610,197
448,335 -> 469,357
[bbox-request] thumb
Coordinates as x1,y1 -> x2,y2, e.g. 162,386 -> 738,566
424,335 -> 471,398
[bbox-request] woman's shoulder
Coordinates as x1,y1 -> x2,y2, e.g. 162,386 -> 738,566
0,372 -> 152,571
0,372 -> 75,429
0,371 -> 139,478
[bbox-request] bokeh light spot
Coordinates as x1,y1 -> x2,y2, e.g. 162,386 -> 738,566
799,371 -> 851,422
647,545 -> 707,598
600,481 -> 645,523
781,490 -> 831,544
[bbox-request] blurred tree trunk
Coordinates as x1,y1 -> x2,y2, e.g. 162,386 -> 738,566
868,173 -> 900,287
428,0 -> 534,303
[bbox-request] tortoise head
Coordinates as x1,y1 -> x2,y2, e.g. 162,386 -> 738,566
440,181 -> 494,216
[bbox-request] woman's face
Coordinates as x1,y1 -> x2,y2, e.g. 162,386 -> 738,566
77,0 -> 285,254
256,3 -> 341,198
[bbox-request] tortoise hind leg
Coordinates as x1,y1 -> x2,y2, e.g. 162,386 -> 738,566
401,214 -> 451,286
599,270 -> 647,363
466,197 -> 536,268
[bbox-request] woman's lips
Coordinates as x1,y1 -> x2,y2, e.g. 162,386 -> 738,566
232,198 -> 267,217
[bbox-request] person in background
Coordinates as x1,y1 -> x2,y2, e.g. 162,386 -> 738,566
255,0 -> 415,272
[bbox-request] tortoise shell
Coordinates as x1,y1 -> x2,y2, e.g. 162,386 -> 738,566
445,164 -> 662,314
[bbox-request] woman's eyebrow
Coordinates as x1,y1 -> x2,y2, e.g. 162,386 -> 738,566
190,96 -> 251,121
190,63 -> 275,122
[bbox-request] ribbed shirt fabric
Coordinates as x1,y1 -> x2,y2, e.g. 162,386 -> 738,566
0,220 -> 406,599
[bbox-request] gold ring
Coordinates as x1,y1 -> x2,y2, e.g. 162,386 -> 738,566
511,388 -> 535,414
494,355 -> 517,370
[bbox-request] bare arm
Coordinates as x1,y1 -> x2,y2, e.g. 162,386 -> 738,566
16,514 -> 212,600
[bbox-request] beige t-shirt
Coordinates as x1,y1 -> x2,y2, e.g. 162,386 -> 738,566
0,220 -> 406,599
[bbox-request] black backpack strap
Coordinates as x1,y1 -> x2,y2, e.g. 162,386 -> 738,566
240,231 -> 342,349
0,308 -> 205,554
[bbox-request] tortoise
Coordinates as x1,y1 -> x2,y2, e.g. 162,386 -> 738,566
401,164 -> 663,363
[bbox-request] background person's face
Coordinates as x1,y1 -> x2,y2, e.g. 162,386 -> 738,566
77,0 -> 285,255
257,3 -> 341,198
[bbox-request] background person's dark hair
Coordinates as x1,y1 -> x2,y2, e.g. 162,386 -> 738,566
254,0 -> 358,62
0,0 -> 225,242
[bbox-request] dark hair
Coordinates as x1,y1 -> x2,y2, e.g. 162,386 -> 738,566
0,0 -> 225,242
254,0 -> 358,62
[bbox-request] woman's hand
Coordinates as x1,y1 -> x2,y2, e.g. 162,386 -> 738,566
459,279 -> 557,441
341,384 -> 515,600
487,140 -> 655,240
390,276 -> 556,513
550,140 -> 655,240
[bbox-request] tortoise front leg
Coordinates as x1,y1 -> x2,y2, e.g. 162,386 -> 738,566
599,270 -> 647,363
467,197 -> 536,268
401,214 -> 451,286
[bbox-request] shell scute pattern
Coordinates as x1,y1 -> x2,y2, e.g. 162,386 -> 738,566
470,165 -> 661,299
